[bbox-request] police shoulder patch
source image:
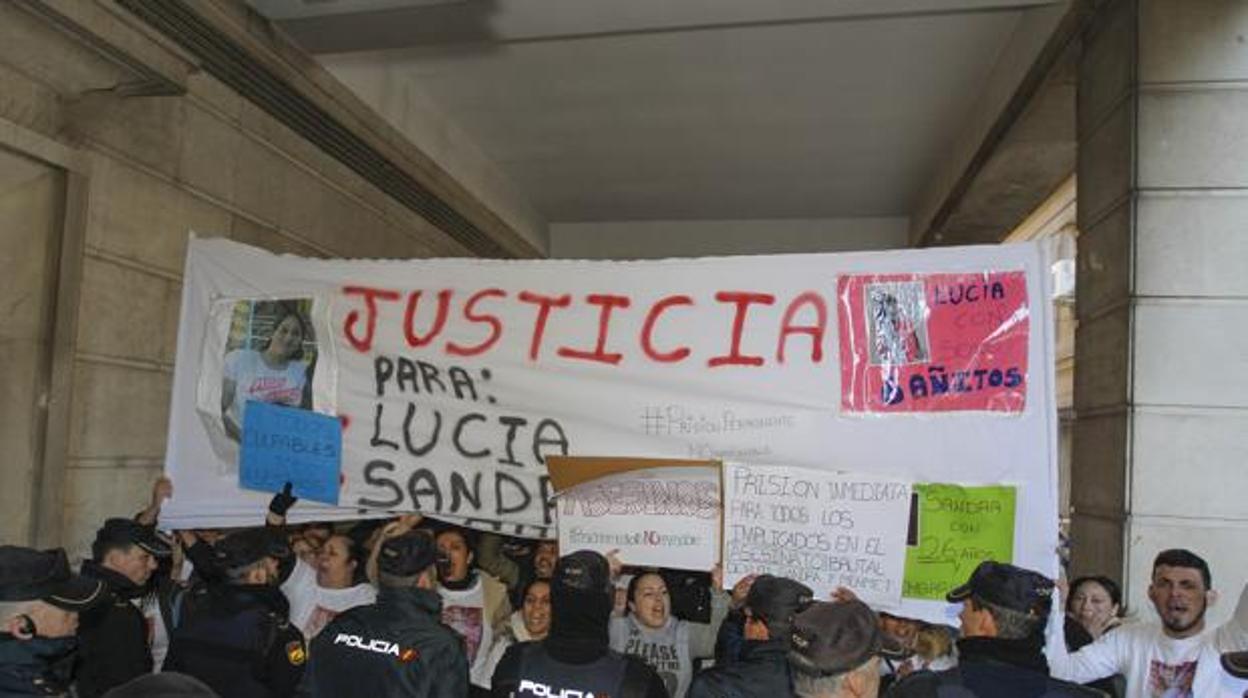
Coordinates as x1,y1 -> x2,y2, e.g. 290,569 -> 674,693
286,640 -> 307,666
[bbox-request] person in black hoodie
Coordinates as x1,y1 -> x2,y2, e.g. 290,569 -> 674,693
163,526 -> 305,698
884,562 -> 1105,698
491,550 -> 668,698
690,575 -> 813,697
75,519 -> 172,697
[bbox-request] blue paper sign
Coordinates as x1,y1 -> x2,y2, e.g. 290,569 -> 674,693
239,401 -> 342,505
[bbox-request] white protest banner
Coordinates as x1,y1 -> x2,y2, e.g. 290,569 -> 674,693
556,465 -> 720,571
163,237 -> 1057,621
722,463 -> 911,607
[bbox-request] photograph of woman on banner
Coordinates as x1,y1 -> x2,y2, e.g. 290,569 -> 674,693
867,282 -> 930,367
220,299 -> 316,441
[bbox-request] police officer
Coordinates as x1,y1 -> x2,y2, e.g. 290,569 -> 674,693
297,529 -> 468,697
885,562 -> 1104,698
491,550 -> 668,698
163,527 -> 306,698
75,519 -> 172,697
690,575 -> 813,697
0,546 -> 106,696
787,600 -> 894,698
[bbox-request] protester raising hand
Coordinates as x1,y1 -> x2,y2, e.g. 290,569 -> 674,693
1055,575 -> 1069,605
830,585 -> 860,604
609,559 -> 732,698
606,548 -> 624,580
383,514 -> 424,539
266,482 -> 298,525
366,514 -> 424,583
730,574 -> 757,609
137,477 -> 173,526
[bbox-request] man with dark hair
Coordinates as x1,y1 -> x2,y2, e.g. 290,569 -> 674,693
491,550 -> 668,698
163,527 -> 306,698
888,561 -> 1100,697
297,528 -> 468,697
690,575 -> 813,696
75,519 -> 172,697
788,600 -> 892,698
1046,549 -> 1248,698
0,547 -> 105,696
476,534 -> 560,609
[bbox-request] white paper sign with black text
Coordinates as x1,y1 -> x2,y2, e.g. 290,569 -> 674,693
722,463 -> 911,608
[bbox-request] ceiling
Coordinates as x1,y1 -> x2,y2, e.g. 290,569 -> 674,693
250,0 -> 1063,225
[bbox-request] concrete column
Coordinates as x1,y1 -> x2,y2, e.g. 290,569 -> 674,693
1073,0 -> 1248,621
0,155 -> 62,545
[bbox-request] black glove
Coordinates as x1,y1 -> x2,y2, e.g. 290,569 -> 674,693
269,482 -> 298,516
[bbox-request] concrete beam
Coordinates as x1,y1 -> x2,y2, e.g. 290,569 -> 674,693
118,0 -> 549,257
911,1 -> 1092,246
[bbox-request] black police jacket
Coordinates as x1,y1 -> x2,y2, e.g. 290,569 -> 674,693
296,586 -> 467,698
0,634 -> 76,697
493,640 -> 667,698
689,638 -> 792,698
885,637 -> 1108,698
164,583 -> 306,698
74,562 -> 151,698
713,610 -> 746,666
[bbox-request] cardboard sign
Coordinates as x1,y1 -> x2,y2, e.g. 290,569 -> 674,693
838,271 -> 1029,414
902,483 -> 1017,600
240,401 -> 342,505
722,463 -> 912,607
557,465 -> 720,571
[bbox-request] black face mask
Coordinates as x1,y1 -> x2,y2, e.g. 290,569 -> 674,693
545,587 -> 613,662
27,636 -> 78,662
0,634 -> 79,689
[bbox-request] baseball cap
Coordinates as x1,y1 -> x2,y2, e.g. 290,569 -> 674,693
789,601 -> 888,676
377,530 -> 437,578
0,546 -> 106,610
745,575 -> 813,631
552,550 -> 612,596
94,518 -> 172,558
212,528 -> 286,571
1223,651 -> 1248,679
946,561 -> 1053,616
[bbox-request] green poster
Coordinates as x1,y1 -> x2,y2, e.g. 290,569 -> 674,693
902,484 -> 1017,600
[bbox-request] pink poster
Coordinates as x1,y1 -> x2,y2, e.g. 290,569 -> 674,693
837,271 -> 1029,414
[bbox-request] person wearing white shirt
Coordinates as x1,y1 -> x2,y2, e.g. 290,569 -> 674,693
282,534 -> 376,640
1045,549 -> 1248,698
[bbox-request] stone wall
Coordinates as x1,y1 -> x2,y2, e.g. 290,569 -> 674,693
0,1 -> 531,559
1073,0 -> 1248,623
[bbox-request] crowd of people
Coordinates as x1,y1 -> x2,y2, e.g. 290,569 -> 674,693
2,478 -> 1246,697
